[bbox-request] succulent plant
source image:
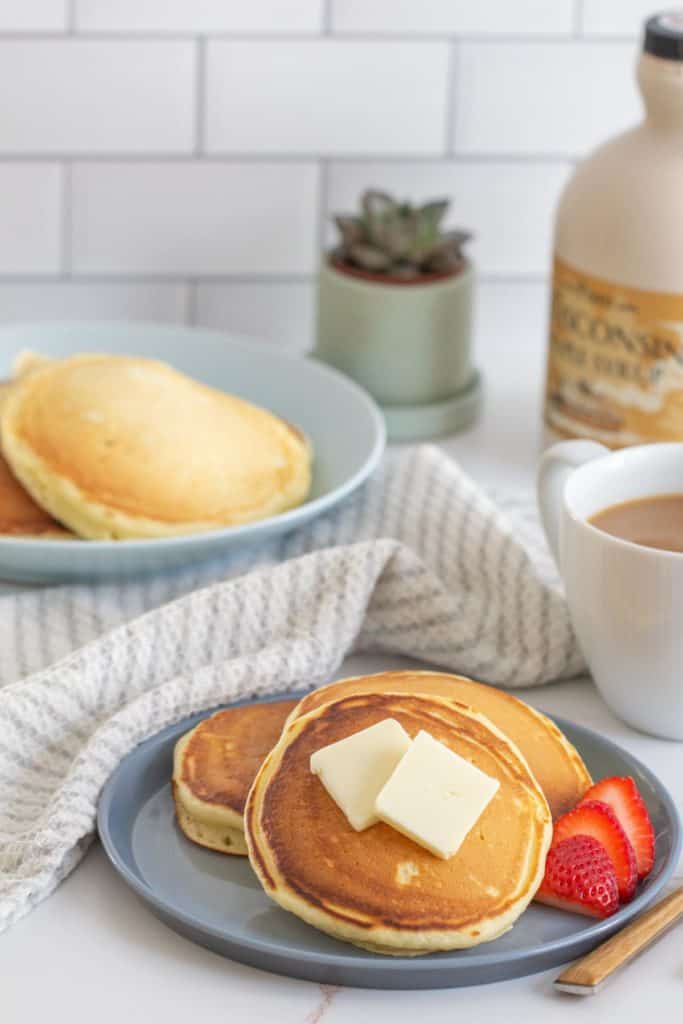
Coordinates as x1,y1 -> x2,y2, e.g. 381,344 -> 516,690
332,190 -> 471,279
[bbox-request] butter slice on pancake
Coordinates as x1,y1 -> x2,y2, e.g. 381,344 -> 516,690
246,692 -> 552,955
289,671 -> 591,818
173,699 -> 298,856
1,353 -> 312,540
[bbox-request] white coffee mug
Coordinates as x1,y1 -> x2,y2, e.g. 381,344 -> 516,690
538,440 -> 683,740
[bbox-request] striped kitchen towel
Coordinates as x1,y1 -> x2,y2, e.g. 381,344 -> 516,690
0,445 -> 584,933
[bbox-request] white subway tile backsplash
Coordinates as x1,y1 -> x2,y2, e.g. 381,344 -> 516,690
0,0 -> 66,31
75,0 -> 323,34
0,42 -> 194,154
454,41 -> 641,156
581,1 -> 654,37
332,0 -> 574,37
326,161 -> 570,276
206,41 -> 449,154
195,283 -> 314,351
0,8 -> 647,324
0,165 -> 61,274
71,163 -> 319,275
0,283 -> 187,323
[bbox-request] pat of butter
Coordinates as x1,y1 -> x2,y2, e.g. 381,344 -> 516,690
375,730 -> 500,860
310,718 -> 411,831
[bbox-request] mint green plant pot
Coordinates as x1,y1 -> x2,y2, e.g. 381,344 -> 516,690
313,258 -> 481,441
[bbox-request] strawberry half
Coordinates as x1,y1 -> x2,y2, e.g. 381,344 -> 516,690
537,835 -> 620,918
579,776 -> 655,880
553,799 -> 637,902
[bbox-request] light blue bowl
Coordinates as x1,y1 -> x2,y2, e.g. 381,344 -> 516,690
0,322 -> 385,582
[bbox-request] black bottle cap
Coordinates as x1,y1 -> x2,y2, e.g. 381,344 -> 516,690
644,11 -> 683,61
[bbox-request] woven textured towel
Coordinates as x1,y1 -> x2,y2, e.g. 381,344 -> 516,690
0,445 -> 585,934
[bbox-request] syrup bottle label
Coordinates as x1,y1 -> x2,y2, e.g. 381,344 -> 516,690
545,256 -> 683,446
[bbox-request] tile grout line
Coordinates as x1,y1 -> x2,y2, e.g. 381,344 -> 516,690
66,0 -> 77,34
185,281 -> 198,324
0,152 -> 577,164
316,30 -> 638,43
194,36 -> 207,156
0,272 -> 549,286
60,162 -> 72,276
444,39 -> 458,156
0,30 -> 641,43
573,0 -> 584,38
317,159 -> 329,265
322,0 -> 333,35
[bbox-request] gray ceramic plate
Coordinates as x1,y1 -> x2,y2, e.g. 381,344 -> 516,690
0,322 -> 385,582
98,694 -> 682,989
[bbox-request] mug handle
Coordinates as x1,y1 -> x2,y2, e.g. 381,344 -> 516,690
537,440 -> 608,566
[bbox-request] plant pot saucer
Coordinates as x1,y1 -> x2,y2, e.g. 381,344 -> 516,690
381,370 -> 483,442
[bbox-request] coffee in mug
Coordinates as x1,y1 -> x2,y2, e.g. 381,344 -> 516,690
589,493 -> 683,552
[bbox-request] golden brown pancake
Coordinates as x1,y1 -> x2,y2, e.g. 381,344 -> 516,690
173,699 -> 298,856
0,381 -> 72,538
246,692 -> 552,955
289,672 -> 591,819
12,350 -> 53,379
1,353 -> 312,540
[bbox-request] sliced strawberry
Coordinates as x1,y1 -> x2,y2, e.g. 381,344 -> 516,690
579,777 -> 655,880
537,835 -> 620,918
553,799 -> 637,902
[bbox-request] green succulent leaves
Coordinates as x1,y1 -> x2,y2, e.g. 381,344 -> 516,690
333,190 -> 471,279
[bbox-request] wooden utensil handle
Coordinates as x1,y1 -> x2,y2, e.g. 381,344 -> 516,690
555,886 -> 683,994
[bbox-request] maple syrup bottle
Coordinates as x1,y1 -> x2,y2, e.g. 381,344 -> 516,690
544,12 -> 683,447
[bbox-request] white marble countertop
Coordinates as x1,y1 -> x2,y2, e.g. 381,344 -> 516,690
4,285 -> 682,1020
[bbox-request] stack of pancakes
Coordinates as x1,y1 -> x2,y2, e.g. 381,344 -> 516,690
173,671 -> 592,955
0,351 -> 311,540
173,699 -> 298,856
0,381 -> 72,538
